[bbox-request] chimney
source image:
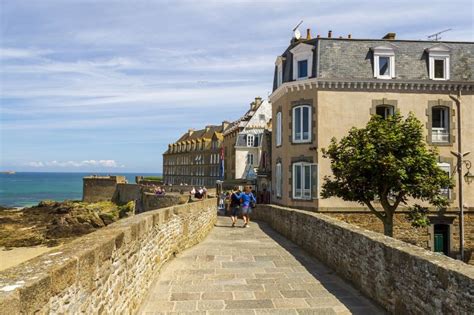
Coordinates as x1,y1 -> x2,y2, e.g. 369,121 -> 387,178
338,36 -> 342,39
317,34 -> 321,38
205,125 -> 212,132
306,28 -> 311,40
328,30 -> 332,38
382,32 -> 396,40
255,96 -> 263,107
348,34 -> 352,39
188,128 -> 194,136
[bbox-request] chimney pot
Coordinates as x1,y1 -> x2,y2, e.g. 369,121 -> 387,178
306,28 -> 311,40
328,30 -> 332,38
348,34 -> 352,39
382,32 -> 396,40
317,34 -> 321,38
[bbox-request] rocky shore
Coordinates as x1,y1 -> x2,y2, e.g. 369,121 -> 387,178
0,200 -> 135,248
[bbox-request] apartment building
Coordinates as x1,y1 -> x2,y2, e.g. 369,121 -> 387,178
270,30 -> 473,259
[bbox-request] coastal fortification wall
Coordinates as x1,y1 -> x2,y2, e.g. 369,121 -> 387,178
82,176 -> 126,202
0,199 -> 217,314
142,192 -> 189,211
252,204 -> 474,314
113,183 -> 141,205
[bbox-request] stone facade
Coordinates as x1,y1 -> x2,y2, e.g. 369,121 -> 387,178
0,199 -> 217,314
252,204 -> 474,314
163,123 -> 227,187
82,175 -> 127,203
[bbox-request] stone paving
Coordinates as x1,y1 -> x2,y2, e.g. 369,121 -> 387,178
139,216 -> 385,314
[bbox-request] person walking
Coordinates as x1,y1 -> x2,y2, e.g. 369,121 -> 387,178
236,186 -> 256,228
230,186 -> 241,227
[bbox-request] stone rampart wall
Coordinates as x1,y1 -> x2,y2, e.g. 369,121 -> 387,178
113,183 -> 141,205
82,176 -> 126,203
252,204 -> 474,314
0,199 -> 217,314
142,192 -> 189,211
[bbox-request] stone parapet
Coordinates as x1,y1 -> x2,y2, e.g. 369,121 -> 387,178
252,204 -> 474,314
0,199 -> 217,314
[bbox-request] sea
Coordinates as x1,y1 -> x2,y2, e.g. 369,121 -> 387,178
0,172 -> 162,208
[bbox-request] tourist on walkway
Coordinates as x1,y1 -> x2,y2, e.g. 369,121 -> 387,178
230,186 -> 241,227
235,186 -> 256,228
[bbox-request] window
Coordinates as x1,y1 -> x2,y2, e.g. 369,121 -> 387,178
297,60 -> 308,78
372,45 -> 396,79
427,44 -> 451,80
292,162 -> 317,200
375,105 -> 394,119
292,105 -> 311,142
246,135 -> 254,147
290,43 -> 313,81
430,57 -> 449,80
259,114 -> 265,121
276,162 -> 282,198
276,112 -> 282,146
247,153 -> 254,165
432,107 -> 449,143
437,162 -> 451,198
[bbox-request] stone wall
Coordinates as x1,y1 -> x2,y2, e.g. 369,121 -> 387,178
82,176 -> 126,203
113,183 -> 141,205
325,211 -> 474,264
252,204 -> 474,314
0,199 -> 217,314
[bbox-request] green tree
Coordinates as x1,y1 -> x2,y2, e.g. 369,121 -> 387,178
321,112 -> 452,237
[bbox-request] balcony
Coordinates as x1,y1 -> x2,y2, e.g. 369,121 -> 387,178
431,127 -> 449,143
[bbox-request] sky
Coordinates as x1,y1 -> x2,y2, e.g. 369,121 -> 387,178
0,0 -> 472,173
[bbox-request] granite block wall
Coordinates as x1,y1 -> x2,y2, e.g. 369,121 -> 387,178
0,199 -> 217,314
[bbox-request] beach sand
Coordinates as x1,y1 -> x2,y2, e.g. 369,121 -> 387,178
0,246 -> 60,271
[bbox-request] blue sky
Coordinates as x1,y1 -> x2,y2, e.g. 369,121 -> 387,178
1,0 -> 472,173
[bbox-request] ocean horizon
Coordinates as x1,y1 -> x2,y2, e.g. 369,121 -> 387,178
0,172 -> 162,208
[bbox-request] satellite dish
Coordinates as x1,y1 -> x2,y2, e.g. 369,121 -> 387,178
294,29 -> 301,39
292,20 -> 303,39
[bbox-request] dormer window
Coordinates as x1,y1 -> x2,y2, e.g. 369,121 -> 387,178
372,44 -> 396,79
426,44 -> 451,81
290,43 -> 313,81
247,135 -> 254,147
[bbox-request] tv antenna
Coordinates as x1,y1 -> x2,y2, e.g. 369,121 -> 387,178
292,20 -> 303,39
427,28 -> 452,41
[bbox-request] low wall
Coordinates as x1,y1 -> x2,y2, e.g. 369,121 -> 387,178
0,199 -> 217,314
113,183 -> 141,205
142,192 -> 189,211
252,204 -> 474,314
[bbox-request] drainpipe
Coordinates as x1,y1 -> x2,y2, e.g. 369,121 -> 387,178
449,87 -> 464,261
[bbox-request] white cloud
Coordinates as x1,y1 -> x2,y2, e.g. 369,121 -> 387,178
25,160 -> 123,168
0,48 -> 52,59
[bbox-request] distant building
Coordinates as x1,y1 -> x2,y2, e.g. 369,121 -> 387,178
163,122 -> 228,187
270,29 -> 473,259
222,97 -> 272,182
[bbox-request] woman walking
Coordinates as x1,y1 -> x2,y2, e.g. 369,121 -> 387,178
236,186 -> 256,228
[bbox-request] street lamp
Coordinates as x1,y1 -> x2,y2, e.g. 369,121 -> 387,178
463,160 -> 473,184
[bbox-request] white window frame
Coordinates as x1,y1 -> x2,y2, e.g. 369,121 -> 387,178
275,56 -> 285,87
372,45 -> 396,79
292,105 -> 312,143
276,112 -> 282,146
429,55 -> 450,80
292,162 -> 318,200
276,162 -> 282,198
431,106 -> 450,143
247,134 -> 255,147
437,162 -> 451,198
290,43 -> 313,81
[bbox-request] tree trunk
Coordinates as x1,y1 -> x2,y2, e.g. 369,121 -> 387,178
383,216 -> 394,237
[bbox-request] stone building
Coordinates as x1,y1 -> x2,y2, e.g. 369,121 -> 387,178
270,29 -> 474,261
222,97 -> 272,182
163,123 -> 227,187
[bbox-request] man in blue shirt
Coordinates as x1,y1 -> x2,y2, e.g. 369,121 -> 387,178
235,185 -> 256,228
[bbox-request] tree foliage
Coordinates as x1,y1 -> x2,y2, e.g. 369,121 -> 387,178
321,112 -> 452,236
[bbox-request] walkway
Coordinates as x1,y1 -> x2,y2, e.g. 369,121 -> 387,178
140,216 -> 384,314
